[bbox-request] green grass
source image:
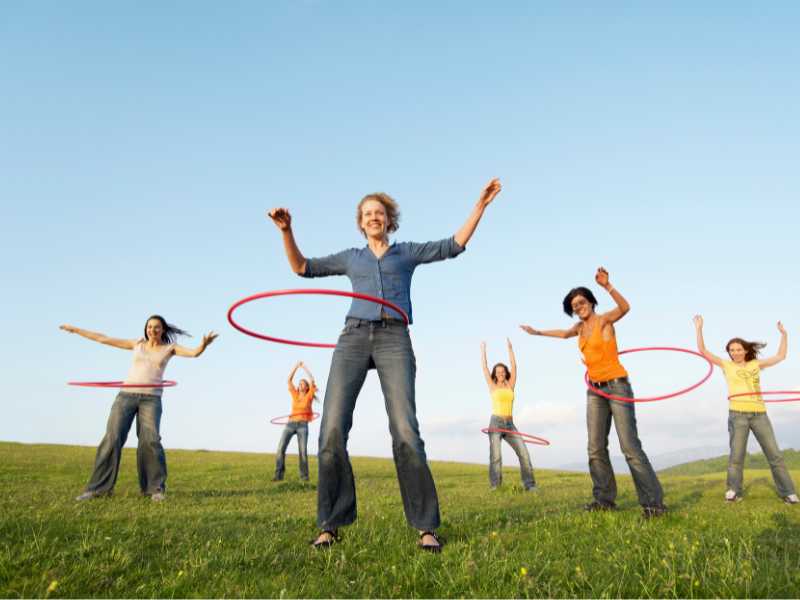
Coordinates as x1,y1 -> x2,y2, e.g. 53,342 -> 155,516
1,441 -> 799,598
661,448 -> 800,476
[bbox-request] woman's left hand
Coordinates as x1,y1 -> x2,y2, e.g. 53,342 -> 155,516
477,178 -> 502,208
778,321 -> 787,335
595,267 -> 610,288
202,332 -> 219,347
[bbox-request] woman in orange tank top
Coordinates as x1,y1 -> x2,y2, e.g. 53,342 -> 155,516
520,267 -> 665,518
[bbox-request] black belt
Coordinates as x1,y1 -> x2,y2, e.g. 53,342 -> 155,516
590,376 -> 629,388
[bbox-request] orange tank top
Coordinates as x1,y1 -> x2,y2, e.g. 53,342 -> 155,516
579,320 -> 628,382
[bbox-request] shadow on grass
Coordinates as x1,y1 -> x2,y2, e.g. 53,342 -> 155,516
183,481 -> 316,499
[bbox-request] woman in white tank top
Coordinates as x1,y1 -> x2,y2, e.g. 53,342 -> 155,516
61,315 -> 217,502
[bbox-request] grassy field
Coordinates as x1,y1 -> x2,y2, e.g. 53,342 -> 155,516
1,441 -> 799,598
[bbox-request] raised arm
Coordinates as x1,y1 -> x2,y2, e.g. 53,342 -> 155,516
692,315 -> 724,367
759,321 -> 788,369
519,323 -> 580,339
174,332 -> 218,358
299,361 -> 315,385
507,338 -> 517,388
59,324 -> 135,350
595,267 -> 630,324
480,342 -> 493,387
453,178 -> 502,247
268,208 -> 307,275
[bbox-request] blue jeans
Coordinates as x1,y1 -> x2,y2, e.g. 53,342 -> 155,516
488,415 -> 535,489
317,318 -> 440,531
727,411 -> 796,497
85,392 -> 167,495
586,378 -> 663,507
274,421 -> 309,480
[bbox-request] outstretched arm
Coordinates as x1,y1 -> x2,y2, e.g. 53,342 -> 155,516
480,342 -> 493,387
595,267 -> 630,324
287,361 -> 302,389
519,323 -> 580,339
268,208 -> 307,275
174,332 -> 218,357
454,178 -> 502,247
59,324 -> 135,350
507,338 -> 517,388
759,321 -> 788,369
693,315 -> 724,367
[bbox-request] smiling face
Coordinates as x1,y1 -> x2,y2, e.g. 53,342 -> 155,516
360,199 -> 388,239
570,294 -> 595,321
145,318 -> 165,343
492,364 -> 509,384
298,379 -> 310,394
727,341 -> 747,363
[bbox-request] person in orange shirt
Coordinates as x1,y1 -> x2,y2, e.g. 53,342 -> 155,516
520,267 -> 665,518
274,361 -> 318,482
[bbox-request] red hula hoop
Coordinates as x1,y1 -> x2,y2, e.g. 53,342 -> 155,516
270,412 -> 321,425
68,380 -> 177,388
584,347 -> 714,403
227,289 -> 410,349
481,427 -> 551,446
728,391 -> 800,404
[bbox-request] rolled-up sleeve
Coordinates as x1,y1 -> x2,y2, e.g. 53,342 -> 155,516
301,249 -> 352,278
406,236 -> 465,265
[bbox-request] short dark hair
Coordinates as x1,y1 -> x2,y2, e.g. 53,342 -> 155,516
726,338 -> 767,362
563,287 -> 598,317
491,363 -> 510,383
144,315 -> 190,344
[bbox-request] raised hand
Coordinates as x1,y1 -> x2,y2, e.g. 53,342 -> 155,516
268,208 -> 292,231
778,321 -> 787,335
693,315 -> 704,330
506,337 -> 513,349
477,178 -> 502,208
202,332 -> 218,347
595,267 -> 610,288
519,325 -> 540,336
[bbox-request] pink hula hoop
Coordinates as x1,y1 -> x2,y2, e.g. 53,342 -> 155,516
227,289 -> 410,349
481,427 -> 551,446
584,347 -> 714,403
68,380 -> 177,388
270,412 -> 321,425
728,391 -> 800,404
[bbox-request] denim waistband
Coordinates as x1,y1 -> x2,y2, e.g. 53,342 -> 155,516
117,391 -> 162,399
589,376 -> 629,387
345,316 -> 407,327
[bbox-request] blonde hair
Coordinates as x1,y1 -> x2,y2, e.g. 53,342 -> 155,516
356,193 -> 400,238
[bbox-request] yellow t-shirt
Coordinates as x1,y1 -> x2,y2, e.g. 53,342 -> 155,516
721,359 -> 765,413
491,388 -> 514,417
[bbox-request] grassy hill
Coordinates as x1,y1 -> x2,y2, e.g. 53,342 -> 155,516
661,448 -> 800,476
2,441 -> 799,598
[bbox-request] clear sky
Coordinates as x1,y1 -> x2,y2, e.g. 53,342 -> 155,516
2,1 -> 799,472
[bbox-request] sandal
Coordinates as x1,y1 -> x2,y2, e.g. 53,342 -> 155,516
310,530 -> 339,548
418,531 -> 444,553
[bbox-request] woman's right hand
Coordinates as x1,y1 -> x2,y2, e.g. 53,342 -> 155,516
60,324 -> 76,334
519,325 -> 540,336
693,315 -> 703,329
268,208 -> 292,231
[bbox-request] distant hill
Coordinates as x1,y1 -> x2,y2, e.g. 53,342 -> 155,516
660,448 -> 800,475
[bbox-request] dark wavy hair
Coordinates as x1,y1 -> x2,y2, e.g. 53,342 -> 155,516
563,287 -> 598,317
144,315 -> 190,344
726,337 -> 767,361
491,363 -> 510,383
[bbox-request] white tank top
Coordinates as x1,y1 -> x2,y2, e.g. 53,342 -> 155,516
123,340 -> 175,396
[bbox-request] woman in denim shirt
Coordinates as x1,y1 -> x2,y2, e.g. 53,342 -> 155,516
268,178 -> 501,551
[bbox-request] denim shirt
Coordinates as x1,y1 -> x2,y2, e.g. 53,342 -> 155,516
301,237 -> 465,324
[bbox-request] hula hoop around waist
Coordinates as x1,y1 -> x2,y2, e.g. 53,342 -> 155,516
227,289 -> 409,348
270,412 -> 321,425
481,427 -> 550,446
728,391 -> 800,404
68,380 -> 177,388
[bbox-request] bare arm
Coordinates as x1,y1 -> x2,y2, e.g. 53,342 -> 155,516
174,332 -> 218,358
519,323 -> 580,339
268,208 -> 307,275
480,342 -> 493,387
692,315 -> 724,367
507,338 -> 517,388
59,324 -> 135,350
299,361 -> 315,385
759,321 -> 788,369
595,267 -> 630,324
453,178 -> 502,247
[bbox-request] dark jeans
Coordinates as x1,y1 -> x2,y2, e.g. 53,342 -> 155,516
85,392 -> 167,495
274,421 -> 309,480
488,415 -> 535,489
586,378 -> 663,507
727,410 -> 796,497
317,318 -> 440,531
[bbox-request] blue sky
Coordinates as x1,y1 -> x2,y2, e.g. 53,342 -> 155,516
2,2 -> 799,473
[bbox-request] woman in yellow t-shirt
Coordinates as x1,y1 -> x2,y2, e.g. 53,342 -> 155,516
694,316 -> 797,504
481,339 -> 536,491
273,361 -> 318,482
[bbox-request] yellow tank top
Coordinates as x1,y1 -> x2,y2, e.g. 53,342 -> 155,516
722,359 -> 765,413
579,321 -> 628,382
491,388 -> 514,417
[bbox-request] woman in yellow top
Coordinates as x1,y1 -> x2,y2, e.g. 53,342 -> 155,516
520,268 -> 665,518
274,361 -> 318,482
481,339 -> 536,491
693,316 -> 798,504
